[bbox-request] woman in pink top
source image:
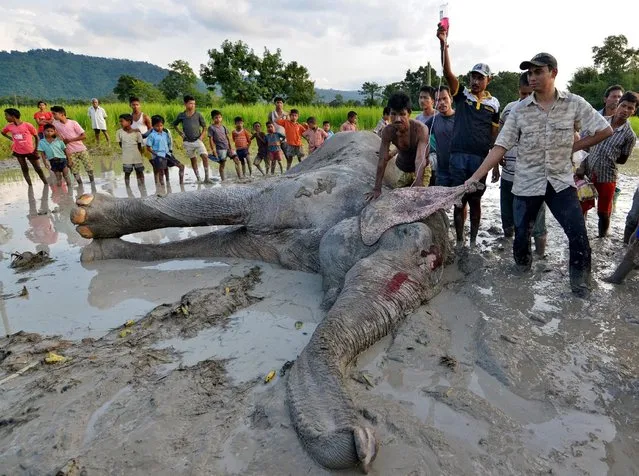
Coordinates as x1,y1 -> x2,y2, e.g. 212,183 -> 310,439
1,108 -> 47,186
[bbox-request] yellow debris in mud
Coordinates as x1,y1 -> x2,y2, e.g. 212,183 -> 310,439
225,287 -> 230,295
44,352 -> 67,364
264,370 -> 276,384
124,320 -> 135,327
119,329 -> 132,338
180,304 -> 189,316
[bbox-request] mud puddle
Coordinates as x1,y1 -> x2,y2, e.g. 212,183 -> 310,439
1,159 -> 639,475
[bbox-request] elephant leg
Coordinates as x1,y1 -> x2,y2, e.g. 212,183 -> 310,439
604,233 -> 639,284
288,216 -> 449,473
81,226 -> 281,264
71,187 -> 256,239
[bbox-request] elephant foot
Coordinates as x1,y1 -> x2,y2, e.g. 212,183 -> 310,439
81,238 -> 138,262
71,193 -> 131,239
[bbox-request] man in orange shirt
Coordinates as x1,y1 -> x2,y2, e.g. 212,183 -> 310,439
276,109 -> 308,170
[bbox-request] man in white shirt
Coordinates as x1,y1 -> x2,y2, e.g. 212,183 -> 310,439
88,98 -> 110,146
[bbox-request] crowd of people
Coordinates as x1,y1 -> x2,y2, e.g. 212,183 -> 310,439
2,24 -> 638,296
365,25 -> 638,297
2,96 -> 361,191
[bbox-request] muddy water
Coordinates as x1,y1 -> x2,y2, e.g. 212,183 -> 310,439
1,155 -> 639,475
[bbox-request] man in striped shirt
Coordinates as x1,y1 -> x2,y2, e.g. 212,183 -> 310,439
578,91 -> 638,237
499,73 -> 547,255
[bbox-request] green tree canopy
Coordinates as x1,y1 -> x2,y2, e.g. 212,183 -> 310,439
158,60 -> 198,101
359,82 -> 383,107
200,40 -> 315,104
113,75 -> 138,101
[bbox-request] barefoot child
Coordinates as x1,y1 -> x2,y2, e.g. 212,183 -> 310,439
146,115 -> 170,187
250,121 -> 268,176
232,116 -> 253,177
51,106 -> 95,186
2,108 -> 47,186
265,121 -> 285,175
302,117 -> 328,154
116,114 -> 145,188
276,109 -> 307,170
207,110 -> 234,182
37,123 -> 71,186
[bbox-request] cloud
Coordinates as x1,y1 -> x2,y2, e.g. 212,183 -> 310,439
1,0 -> 638,91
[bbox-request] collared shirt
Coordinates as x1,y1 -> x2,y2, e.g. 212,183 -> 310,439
340,121 -> 357,132
53,119 -> 87,154
88,106 -> 108,130
451,86 -> 500,157
37,137 -> 66,160
499,100 -> 521,182
146,130 -> 171,158
582,117 -> 636,183
302,127 -> 328,153
495,89 -> 610,196
276,119 -> 307,146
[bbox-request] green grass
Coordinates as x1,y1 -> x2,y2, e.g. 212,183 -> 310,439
630,116 -> 639,136
0,103 -> 384,158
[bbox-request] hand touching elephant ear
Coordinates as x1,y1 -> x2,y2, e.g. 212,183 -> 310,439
360,183 -> 483,246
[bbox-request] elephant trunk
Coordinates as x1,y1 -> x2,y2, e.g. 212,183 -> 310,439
287,230 -> 445,472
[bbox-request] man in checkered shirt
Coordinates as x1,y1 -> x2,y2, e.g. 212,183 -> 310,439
465,53 -> 613,297
577,91 -> 638,238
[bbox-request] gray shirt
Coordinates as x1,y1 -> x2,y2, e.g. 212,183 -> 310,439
172,111 -> 206,142
495,89 -> 610,196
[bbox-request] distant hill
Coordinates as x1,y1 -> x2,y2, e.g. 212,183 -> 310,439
315,88 -> 364,102
0,49 -> 170,99
0,49 -> 362,103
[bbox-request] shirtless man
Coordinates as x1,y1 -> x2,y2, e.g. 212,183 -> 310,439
365,92 -> 431,201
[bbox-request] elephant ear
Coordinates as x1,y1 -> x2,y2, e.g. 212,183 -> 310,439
360,183 -> 482,246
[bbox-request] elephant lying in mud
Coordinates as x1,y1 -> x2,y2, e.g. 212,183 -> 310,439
70,132 -> 476,473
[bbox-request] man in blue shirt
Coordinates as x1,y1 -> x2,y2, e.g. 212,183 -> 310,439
437,24 -> 501,246
424,85 -> 455,187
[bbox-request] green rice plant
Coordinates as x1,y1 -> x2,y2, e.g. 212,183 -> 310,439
0,102 -> 385,158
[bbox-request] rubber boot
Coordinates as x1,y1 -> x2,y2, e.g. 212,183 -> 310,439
569,265 -> 591,298
604,238 -> 639,284
534,235 -> 547,257
623,224 -> 636,245
597,212 -> 610,238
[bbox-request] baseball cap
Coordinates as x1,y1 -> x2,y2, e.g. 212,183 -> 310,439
471,63 -> 492,77
520,53 -> 558,70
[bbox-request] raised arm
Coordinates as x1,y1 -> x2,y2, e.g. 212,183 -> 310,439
365,131 -> 392,201
437,26 -> 459,96
413,125 -> 431,186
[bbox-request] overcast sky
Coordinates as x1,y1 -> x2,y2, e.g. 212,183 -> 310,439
1,0 -> 638,91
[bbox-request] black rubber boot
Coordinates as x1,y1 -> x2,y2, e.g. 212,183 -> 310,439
597,213 -> 610,238
569,265 -> 591,298
623,224 -> 636,245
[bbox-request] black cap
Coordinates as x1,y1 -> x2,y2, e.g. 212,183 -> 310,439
519,53 -> 558,70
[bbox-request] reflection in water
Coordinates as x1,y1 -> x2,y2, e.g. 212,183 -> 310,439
26,185 -> 57,249
0,282 -> 11,337
0,224 -> 13,245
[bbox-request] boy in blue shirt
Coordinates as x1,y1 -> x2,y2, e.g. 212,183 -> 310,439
37,123 -> 71,187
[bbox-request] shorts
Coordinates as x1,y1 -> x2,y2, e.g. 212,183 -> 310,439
166,153 -> 182,168
151,155 -> 168,170
93,128 -> 107,133
449,152 -> 487,196
581,181 -> 616,216
183,139 -> 208,159
254,153 -> 267,165
14,152 -> 40,161
123,163 -> 145,173
235,148 -> 249,163
209,149 -> 228,163
395,165 -> 432,188
69,150 -> 93,174
49,158 -> 68,172
285,144 -> 305,160
267,150 -> 283,162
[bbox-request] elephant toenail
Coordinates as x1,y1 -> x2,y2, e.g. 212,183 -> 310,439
71,208 -> 87,224
76,194 -> 94,206
76,225 -> 94,239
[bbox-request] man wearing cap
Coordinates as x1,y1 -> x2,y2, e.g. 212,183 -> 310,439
465,52 -> 613,297
437,26 -> 501,247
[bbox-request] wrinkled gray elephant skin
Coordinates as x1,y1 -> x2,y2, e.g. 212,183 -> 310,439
70,132 -> 471,472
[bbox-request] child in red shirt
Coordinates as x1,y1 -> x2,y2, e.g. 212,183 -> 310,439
33,101 -> 53,139
276,109 -> 308,170
2,108 -> 47,186
232,116 -> 252,178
